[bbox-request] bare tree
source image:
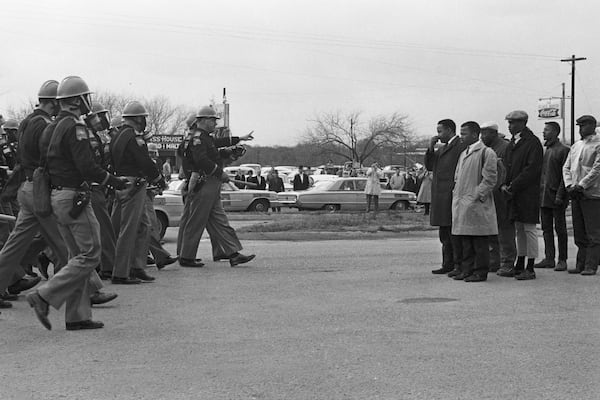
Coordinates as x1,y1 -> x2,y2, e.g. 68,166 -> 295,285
303,111 -> 412,166
5,99 -> 37,121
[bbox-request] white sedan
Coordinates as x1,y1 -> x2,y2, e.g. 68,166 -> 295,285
277,177 -> 417,212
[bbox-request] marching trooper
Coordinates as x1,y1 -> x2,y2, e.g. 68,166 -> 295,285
110,101 -> 166,284
177,105 -> 255,267
26,76 -> 128,330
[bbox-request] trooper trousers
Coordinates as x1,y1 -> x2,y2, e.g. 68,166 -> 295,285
145,191 -> 171,264
37,189 -> 101,323
112,179 -> 150,278
0,181 -> 68,292
179,176 -> 242,260
90,185 -> 116,274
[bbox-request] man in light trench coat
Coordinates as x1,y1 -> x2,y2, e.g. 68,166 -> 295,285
451,121 -> 498,282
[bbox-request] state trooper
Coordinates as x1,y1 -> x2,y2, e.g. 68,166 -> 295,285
0,80 -> 68,310
146,143 -> 178,269
0,118 -> 19,170
86,102 -> 118,282
110,101 -> 165,284
177,105 -> 255,267
25,76 -> 128,330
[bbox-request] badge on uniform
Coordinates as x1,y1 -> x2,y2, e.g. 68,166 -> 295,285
193,138 -> 202,145
135,137 -> 146,146
75,125 -> 88,141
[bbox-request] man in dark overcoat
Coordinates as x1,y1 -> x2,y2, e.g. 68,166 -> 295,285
425,119 -> 467,275
534,121 -> 570,271
498,110 -> 543,280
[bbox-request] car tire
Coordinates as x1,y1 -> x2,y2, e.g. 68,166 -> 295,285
249,199 -> 269,212
156,211 -> 168,239
391,200 -> 409,211
323,204 -> 340,212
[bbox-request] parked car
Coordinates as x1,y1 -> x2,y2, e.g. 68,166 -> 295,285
277,177 -> 417,212
153,179 -> 281,238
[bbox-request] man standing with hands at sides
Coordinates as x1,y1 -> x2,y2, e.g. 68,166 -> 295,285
451,121 -> 498,282
293,166 -> 310,191
26,76 -> 128,330
563,115 -> 600,275
535,122 -> 570,271
497,111 -> 543,280
425,119 -> 467,275
178,106 -> 255,267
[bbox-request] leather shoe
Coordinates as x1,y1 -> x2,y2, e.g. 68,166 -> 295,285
554,260 -> 568,271
533,259 -> 555,269
130,269 -> 155,282
99,271 -> 113,280
497,267 -> 517,277
147,256 -> 156,265
464,274 -> 487,282
111,276 -> 141,285
568,267 -> 583,274
453,272 -> 469,280
179,258 -> 205,267
431,266 -> 453,275
157,255 -> 178,270
1,290 -> 18,301
66,320 -> 104,331
8,276 -> 42,295
581,269 -> 597,276
0,299 -> 12,308
230,253 -> 256,267
26,291 -> 51,330
515,270 -> 536,280
90,291 -> 118,305
489,265 -> 500,273
213,255 -> 229,262
447,269 -> 461,278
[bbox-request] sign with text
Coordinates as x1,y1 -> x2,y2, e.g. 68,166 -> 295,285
149,135 -> 183,151
538,98 -> 561,119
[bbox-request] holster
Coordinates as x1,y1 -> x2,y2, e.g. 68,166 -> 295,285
68,183 -> 91,219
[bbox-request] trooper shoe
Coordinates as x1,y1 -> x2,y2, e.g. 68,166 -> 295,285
533,259 -> 555,269
230,253 -> 256,267
147,256 -> 156,265
130,269 -> 155,282
0,299 -> 12,309
90,291 -> 118,305
1,289 -> 18,301
66,320 -> 104,331
515,270 -> 536,280
26,291 -> 51,330
179,258 -> 205,268
8,276 -> 42,295
157,256 -> 178,270
554,260 -> 568,271
111,276 -> 142,285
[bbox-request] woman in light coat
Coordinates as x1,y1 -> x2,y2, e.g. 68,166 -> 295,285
365,163 -> 383,213
417,170 -> 433,215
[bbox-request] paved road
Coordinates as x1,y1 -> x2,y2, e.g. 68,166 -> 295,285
2,229 -> 599,400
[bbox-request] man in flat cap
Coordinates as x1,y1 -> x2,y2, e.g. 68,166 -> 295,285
497,110 -> 543,280
535,121 -> 570,271
563,115 -> 600,275
480,121 -> 512,272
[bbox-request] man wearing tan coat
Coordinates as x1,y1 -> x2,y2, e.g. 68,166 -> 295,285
452,121 -> 498,282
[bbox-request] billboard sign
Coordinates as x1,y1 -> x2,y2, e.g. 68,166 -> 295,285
538,98 -> 561,119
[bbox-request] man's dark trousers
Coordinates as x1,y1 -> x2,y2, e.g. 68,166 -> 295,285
439,226 -> 462,270
540,205 -> 567,262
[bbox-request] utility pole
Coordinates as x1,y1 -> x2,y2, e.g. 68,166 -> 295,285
561,55 -> 587,144
561,82 -> 566,143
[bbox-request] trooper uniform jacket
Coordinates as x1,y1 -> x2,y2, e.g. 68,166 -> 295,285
110,124 -> 160,181
18,109 -> 53,179
41,111 -> 112,188
184,129 -> 240,177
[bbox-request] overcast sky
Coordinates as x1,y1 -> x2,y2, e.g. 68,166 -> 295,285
1,0 -> 599,145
